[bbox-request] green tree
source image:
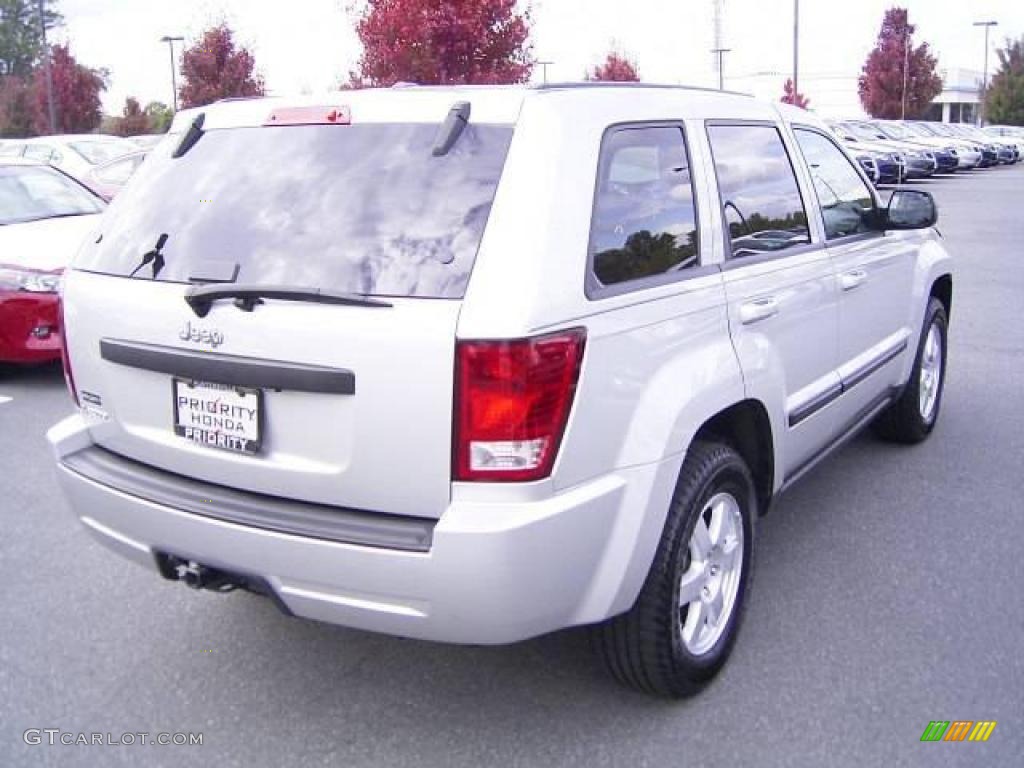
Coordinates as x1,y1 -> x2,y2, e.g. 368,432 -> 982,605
0,0 -> 62,76
986,36 -> 1024,126
144,100 -> 172,132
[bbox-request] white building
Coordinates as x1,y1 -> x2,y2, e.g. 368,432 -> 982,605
924,68 -> 983,124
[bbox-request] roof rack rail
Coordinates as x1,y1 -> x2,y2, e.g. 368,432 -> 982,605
212,96 -> 265,104
532,81 -> 753,98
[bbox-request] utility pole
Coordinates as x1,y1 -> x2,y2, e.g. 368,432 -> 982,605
793,0 -> 799,97
37,0 -> 56,134
973,21 -> 998,125
901,23 -> 910,120
160,35 -> 184,111
711,49 -> 731,90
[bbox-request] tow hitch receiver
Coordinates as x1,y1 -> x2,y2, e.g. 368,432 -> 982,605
153,552 -> 294,615
159,555 -> 236,591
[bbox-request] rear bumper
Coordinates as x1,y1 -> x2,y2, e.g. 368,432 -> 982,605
48,415 -> 675,644
0,291 -> 61,363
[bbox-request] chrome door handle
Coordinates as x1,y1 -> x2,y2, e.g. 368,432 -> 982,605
840,269 -> 868,291
739,296 -> 779,325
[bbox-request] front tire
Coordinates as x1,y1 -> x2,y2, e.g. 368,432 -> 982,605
592,441 -> 755,697
873,297 -> 948,443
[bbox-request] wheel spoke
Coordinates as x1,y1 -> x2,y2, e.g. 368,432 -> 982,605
706,588 -> 724,626
690,518 -> 712,559
707,499 -> 727,548
678,564 -> 705,607
681,597 -> 707,646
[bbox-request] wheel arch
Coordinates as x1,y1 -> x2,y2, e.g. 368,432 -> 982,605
930,273 -> 952,320
692,399 -> 776,515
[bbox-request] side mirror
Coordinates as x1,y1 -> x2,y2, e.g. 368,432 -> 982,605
885,189 -> 937,229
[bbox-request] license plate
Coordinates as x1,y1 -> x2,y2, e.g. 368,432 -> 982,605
172,379 -> 262,455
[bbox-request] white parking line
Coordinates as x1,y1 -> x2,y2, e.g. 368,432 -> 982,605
0,396 -> 12,405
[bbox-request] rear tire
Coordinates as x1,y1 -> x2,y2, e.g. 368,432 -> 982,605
873,297 -> 948,444
592,441 -> 755,697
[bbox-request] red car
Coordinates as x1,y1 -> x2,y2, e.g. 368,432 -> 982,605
0,159 -> 105,363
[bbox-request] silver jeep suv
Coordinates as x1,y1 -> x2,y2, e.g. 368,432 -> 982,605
50,85 -> 952,697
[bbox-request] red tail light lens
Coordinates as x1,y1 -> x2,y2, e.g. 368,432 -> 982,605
58,291 -> 78,406
454,328 -> 586,482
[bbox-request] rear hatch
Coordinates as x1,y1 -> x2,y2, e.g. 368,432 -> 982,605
64,101 -> 516,520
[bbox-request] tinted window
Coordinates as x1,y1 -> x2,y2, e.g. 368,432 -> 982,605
589,126 -> 699,287
74,123 -> 513,299
794,129 -> 875,239
707,124 -> 809,258
0,165 -> 104,225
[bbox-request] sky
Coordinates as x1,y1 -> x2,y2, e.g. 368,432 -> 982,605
52,0 -> 1024,119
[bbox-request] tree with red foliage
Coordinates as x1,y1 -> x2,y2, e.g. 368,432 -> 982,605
780,78 -> 809,108
0,75 -> 36,137
32,44 -> 105,134
115,97 -> 150,136
351,0 -> 532,86
858,7 -> 941,119
587,52 -> 640,82
179,24 -> 265,109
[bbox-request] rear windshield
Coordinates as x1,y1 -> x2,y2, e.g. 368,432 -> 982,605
74,123 -> 514,298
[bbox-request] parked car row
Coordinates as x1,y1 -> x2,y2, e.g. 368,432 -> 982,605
828,118 -> 1020,185
0,133 -> 158,200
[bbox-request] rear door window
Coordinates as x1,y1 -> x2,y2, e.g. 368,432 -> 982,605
707,124 -> 810,259
588,125 -> 699,290
74,123 -> 514,299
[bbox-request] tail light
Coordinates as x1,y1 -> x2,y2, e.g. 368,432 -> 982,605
58,291 -> 78,406
454,328 -> 585,482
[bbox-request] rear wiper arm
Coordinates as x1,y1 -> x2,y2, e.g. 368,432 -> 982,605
184,283 -> 393,318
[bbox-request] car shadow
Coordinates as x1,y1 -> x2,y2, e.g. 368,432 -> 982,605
0,361 -> 65,388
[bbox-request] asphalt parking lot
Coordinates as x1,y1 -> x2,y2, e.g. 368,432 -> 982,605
2,164 -> 1022,767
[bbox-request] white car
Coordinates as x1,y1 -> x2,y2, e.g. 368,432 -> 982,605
2,134 -> 135,182
48,86 -> 953,697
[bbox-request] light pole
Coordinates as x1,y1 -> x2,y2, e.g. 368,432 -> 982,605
536,60 -> 553,85
160,35 -> 184,111
973,20 -> 998,125
37,0 -> 56,134
712,48 -> 731,90
793,0 -> 799,98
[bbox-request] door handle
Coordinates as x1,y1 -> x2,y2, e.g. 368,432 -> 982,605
840,269 -> 868,291
739,296 -> 779,325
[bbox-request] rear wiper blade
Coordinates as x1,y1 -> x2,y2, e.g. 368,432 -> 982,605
184,283 -> 393,318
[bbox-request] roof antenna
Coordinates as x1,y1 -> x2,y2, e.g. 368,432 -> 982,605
173,113 -> 205,158
432,102 -> 471,157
